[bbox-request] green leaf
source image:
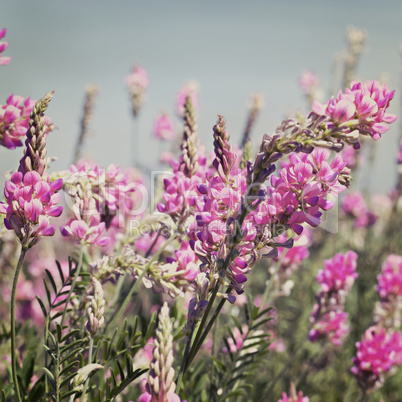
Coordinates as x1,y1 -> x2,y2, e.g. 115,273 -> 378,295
116,360 -> 125,381
59,372 -> 78,388
60,361 -> 79,377
60,329 -> 80,343
27,380 -> 45,401
55,260 -> 65,284
45,268 -> 58,295
56,323 -> 62,343
109,369 -> 148,398
116,331 -> 128,351
43,278 -> 52,306
42,367 -> 55,386
143,312 -> 157,342
35,296 -> 47,318
60,348 -> 84,366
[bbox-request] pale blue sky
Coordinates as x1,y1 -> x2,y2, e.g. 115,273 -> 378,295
1,0 -> 401,193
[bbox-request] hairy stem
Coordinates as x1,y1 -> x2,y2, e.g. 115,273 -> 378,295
11,245 -> 28,402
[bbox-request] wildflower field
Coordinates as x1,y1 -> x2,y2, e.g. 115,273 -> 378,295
1,3 -> 402,402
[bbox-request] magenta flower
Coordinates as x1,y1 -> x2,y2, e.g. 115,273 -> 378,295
376,254 -> 402,300
316,251 -> 358,293
351,326 -> 402,392
154,112 -> 176,141
342,192 -> 377,228
0,28 -> 11,65
309,310 -> 349,346
278,383 -> 309,402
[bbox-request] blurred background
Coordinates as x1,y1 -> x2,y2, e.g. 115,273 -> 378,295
0,0 -> 401,192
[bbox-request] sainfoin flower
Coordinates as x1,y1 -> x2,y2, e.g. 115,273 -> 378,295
0,93 -> 62,248
126,65 -> 148,117
0,28 -> 11,65
154,113 -> 176,141
60,162 -> 135,246
351,325 -> 402,392
312,80 -> 397,140
139,303 -> 185,402
0,95 -> 36,149
376,254 -> 402,300
309,251 -> 358,346
0,172 -> 63,246
278,383 -> 309,402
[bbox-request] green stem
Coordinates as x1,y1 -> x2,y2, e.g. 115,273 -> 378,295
11,245 -> 28,402
185,294 -> 227,373
61,245 -> 85,327
257,249 -> 287,314
81,337 -> 94,401
105,235 -> 175,334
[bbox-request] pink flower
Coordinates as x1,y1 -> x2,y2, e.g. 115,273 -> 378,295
397,139 -> 402,165
351,326 -> 402,391
316,251 -> 358,293
126,65 -> 148,117
376,254 -> 402,299
312,80 -> 397,140
342,192 -> 376,228
176,81 -> 198,117
309,310 -> 349,346
126,65 -> 148,90
154,113 -> 176,141
299,70 -> 319,95
0,95 -> 35,149
278,384 -> 309,402
0,28 -> 11,65
0,171 -> 63,246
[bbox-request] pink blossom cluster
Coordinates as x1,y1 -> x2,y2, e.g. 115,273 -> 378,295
160,137 -> 349,294
0,95 -> 36,149
166,241 -> 199,282
351,325 -> 402,392
376,254 -> 402,300
176,81 -> 198,117
342,192 -> 377,228
126,65 -> 148,117
60,162 -> 135,246
313,80 -> 397,141
299,70 -> 319,95
0,171 -> 63,247
309,251 -> 358,346
0,28 -> 10,65
278,384 -> 309,402
374,255 -> 402,329
126,65 -> 149,91
154,113 -> 176,141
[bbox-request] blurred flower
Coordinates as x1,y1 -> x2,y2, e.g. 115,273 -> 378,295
0,28 -> 11,65
176,81 -> 198,117
126,65 -> 148,117
154,113 -> 176,141
351,325 -> 402,392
